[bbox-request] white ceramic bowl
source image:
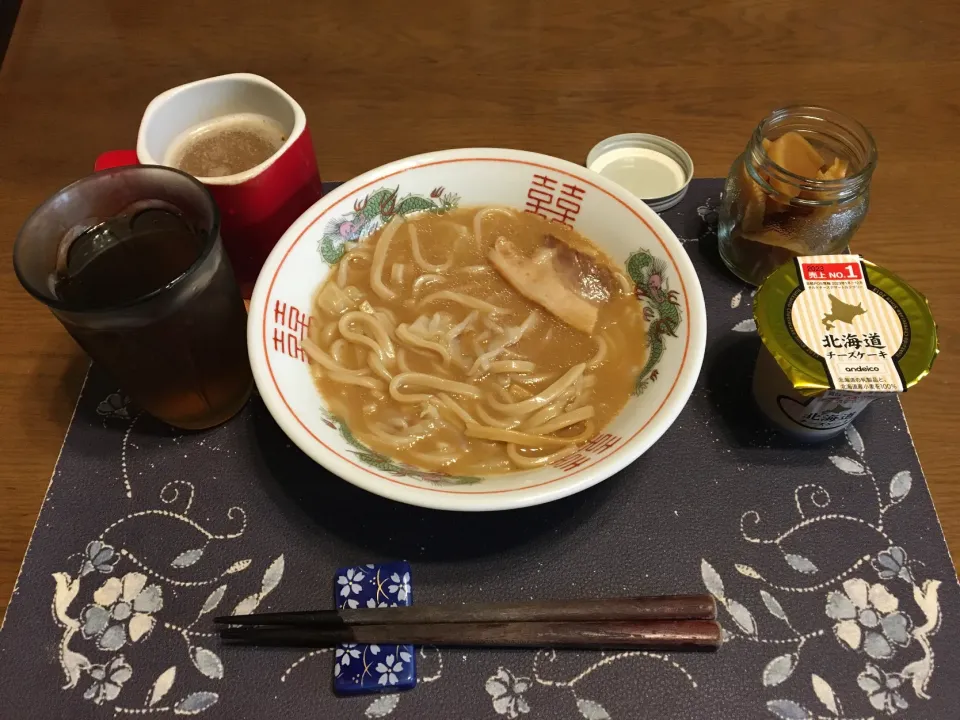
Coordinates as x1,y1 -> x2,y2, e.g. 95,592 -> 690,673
248,148 -> 706,511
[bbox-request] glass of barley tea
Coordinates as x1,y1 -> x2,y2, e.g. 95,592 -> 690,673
14,165 -> 252,429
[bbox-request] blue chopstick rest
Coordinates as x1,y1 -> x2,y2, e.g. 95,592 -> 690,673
333,561 -> 416,695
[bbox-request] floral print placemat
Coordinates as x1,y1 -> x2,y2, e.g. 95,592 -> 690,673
1,179 -> 958,719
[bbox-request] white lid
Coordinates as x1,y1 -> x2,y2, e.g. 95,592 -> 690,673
586,133 -> 694,211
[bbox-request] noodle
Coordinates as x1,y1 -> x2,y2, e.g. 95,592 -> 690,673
437,392 -> 476,426
370,217 -> 403,300
522,390 -> 575,429
338,249 -> 371,288
564,388 -> 593,412
474,404 -> 523,430
396,324 -> 452,364
463,423 -> 574,447
527,406 -> 595,435
485,360 -> 536,374
368,422 -> 430,449
301,337 -> 367,376
389,373 -> 481,404
483,316 -> 504,334
339,312 -> 396,364
309,205 -> 647,475
327,371 -> 384,391
344,285 -> 364,303
345,248 -> 372,262
397,347 -> 415,373
487,363 -> 586,416
473,206 -> 517,246
458,265 -> 493,275
318,321 -> 339,346
506,444 -> 577,469
587,336 -> 608,369
513,371 -> 558,386
467,312 -> 538,376
367,352 -> 393,382
409,224 -> 452,272
330,339 -> 350,365
412,274 -> 446,298
445,310 -> 478,341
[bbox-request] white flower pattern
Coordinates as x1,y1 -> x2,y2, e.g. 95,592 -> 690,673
335,644 -> 361,677
80,540 -> 119,576
82,656 -> 132,705
486,667 -> 531,718
375,653 -> 407,686
80,572 -> 163,651
387,572 -> 410,602
826,578 -> 912,659
338,568 -> 364,598
858,664 -> 909,714
873,546 -> 914,583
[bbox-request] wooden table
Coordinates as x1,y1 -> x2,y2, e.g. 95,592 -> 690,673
1,1 -> 958,617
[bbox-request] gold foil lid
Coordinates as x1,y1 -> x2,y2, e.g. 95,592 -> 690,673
754,255 -> 938,395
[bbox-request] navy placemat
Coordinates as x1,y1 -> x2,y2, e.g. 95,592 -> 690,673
1,179 -> 958,719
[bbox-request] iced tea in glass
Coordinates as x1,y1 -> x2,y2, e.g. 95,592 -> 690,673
14,166 -> 252,429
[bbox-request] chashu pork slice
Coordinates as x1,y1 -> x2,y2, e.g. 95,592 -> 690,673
488,235 -> 615,334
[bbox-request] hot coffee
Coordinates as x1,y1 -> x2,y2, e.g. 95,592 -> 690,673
166,113 -> 286,178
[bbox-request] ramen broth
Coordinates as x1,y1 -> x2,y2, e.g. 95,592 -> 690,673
305,207 -> 647,475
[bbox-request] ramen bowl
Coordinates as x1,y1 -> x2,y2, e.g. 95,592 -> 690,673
248,148 -> 706,511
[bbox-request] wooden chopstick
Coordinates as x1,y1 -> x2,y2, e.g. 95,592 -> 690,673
214,594 -> 716,628
219,619 -> 722,651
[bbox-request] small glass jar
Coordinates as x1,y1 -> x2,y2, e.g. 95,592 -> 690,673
718,106 -> 877,286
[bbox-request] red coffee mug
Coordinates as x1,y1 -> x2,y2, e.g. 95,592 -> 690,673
97,73 -> 324,297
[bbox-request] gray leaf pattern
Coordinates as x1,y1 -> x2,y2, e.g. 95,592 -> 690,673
762,654 -> 796,687
784,554 -> 818,574
700,559 -> 725,600
148,666 -> 176,707
364,694 -> 400,717
174,691 -> 219,714
224,559 -> 252,575
726,599 -> 757,635
829,456 -> 865,475
171,548 -> 204,568
890,471 -> 912,502
577,698 -> 612,719
232,555 -> 285,616
845,425 -> 865,456
199,586 -> 227,617
766,699 -> 811,719
811,674 -> 839,716
760,590 -> 788,622
190,647 -> 224,680
232,593 -> 260,617
261,555 -> 285,596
